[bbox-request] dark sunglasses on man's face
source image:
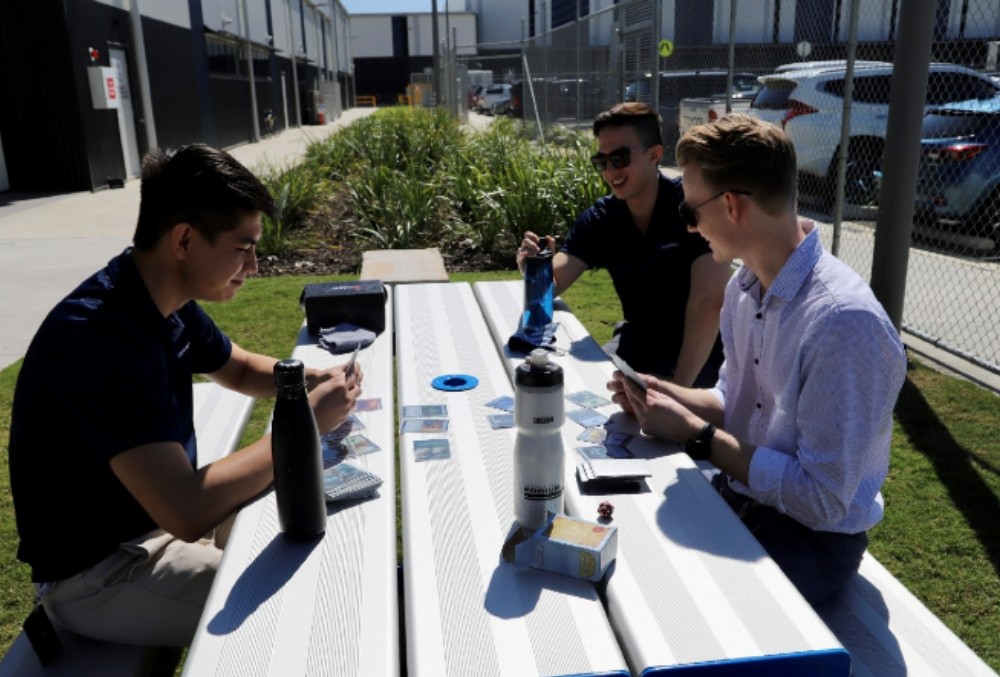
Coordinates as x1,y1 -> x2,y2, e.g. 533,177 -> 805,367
678,189 -> 754,229
590,145 -> 648,172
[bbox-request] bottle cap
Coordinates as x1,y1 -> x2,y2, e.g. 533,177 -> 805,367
274,358 -> 306,389
515,348 -> 563,388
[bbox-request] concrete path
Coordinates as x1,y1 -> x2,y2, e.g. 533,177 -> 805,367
0,108 -> 376,370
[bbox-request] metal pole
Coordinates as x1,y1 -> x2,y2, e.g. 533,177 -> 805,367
128,0 -> 158,150
830,0 -> 861,256
432,0 -> 441,106
576,0 -> 581,124
240,0 -> 260,141
870,0 -> 936,329
726,0 -> 736,113
542,1 -> 548,121
445,1 -> 452,110
452,26 -> 459,117
651,0 -> 661,117
287,0 -> 301,126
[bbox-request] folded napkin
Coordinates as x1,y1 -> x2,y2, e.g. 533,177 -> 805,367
318,322 -> 376,354
507,319 -> 560,354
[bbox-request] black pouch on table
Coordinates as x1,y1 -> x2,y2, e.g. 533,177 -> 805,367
300,280 -> 388,336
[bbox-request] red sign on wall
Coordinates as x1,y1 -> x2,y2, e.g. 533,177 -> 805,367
106,77 -> 117,100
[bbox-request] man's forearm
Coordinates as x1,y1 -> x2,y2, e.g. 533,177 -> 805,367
673,307 -> 720,387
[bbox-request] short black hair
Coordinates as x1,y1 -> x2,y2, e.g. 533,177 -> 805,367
133,144 -> 275,250
593,102 -> 663,148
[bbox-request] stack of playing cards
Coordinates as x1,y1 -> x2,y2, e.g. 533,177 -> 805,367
576,445 -> 652,485
322,462 -> 383,502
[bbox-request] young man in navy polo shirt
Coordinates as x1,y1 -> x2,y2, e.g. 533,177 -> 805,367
516,102 -> 730,387
8,144 -> 363,646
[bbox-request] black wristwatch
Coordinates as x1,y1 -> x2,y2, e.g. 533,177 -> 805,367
685,422 -> 716,461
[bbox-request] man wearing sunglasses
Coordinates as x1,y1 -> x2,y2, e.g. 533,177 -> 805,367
609,115 -> 906,606
516,102 -> 730,387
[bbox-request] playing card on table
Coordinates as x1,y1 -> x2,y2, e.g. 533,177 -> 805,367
402,404 -> 448,419
605,445 -> 635,459
487,413 -> 514,429
566,390 -> 612,409
322,418 -> 354,447
605,431 -> 633,448
344,433 -> 381,455
576,445 -> 611,460
401,418 -> 450,434
566,408 -> 610,428
323,462 -> 383,502
485,395 -> 515,412
353,398 -> 383,412
576,427 -> 608,443
414,438 -> 452,462
344,413 -> 365,431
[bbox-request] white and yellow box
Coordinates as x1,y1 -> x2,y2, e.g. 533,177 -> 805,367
515,514 -> 617,582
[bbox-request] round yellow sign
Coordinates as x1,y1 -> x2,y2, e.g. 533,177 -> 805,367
658,39 -> 674,58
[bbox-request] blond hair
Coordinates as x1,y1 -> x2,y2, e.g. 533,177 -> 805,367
676,114 -> 797,213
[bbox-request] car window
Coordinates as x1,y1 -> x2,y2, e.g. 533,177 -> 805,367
851,75 -> 893,104
820,75 -> 891,103
751,81 -> 796,109
927,72 -> 1000,104
923,110 -> 997,139
733,75 -> 759,93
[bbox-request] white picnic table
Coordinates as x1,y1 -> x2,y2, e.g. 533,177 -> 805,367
474,279 -> 850,675
394,282 -> 629,677
183,287 -> 398,677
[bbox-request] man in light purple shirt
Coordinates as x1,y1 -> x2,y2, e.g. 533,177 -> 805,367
609,114 -> 907,605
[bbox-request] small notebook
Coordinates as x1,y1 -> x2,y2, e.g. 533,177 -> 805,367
322,462 -> 383,503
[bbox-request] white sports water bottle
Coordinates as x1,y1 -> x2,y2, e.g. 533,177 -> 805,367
513,348 -> 565,532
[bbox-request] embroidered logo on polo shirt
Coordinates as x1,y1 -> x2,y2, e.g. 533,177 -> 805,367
176,342 -> 191,359
658,242 -> 679,251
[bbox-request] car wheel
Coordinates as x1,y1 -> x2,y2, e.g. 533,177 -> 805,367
843,140 -> 883,207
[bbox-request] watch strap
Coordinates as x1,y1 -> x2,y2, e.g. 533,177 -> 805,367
685,422 -> 716,461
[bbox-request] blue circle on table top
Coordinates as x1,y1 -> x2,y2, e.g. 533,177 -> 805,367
432,374 -> 479,391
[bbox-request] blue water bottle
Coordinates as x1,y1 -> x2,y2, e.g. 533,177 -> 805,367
523,247 -> 554,331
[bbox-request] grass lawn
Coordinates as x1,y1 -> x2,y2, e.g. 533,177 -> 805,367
1,270 -> 998,672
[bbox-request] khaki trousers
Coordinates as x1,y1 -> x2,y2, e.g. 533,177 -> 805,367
41,524 -> 230,647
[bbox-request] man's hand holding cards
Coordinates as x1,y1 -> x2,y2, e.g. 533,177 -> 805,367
610,353 -> 647,392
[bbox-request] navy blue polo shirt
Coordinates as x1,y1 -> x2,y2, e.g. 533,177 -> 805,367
562,173 -> 721,377
9,249 -> 232,582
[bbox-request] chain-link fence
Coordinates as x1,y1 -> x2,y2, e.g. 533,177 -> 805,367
429,0 -> 1000,381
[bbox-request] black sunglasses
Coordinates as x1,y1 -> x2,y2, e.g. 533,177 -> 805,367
678,189 -> 753,228
590,145 -> 648,172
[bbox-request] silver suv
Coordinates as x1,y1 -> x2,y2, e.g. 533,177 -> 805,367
750,61 -> 1000,205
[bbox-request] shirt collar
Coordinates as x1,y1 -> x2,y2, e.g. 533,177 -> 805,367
114,248 -> 187,337
734,225 -> 822,306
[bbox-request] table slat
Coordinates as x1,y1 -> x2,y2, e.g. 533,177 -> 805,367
395,282 -> 628,677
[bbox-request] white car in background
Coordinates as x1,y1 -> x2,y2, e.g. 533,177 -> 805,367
749,61 -> 1000,205
477,84 -> 512,114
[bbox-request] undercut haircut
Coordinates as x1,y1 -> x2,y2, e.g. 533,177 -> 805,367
133,144 -> 275,250
593,102 -> 663,148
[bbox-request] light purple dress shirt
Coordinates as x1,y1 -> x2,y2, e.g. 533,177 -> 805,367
710,226 -> 907,534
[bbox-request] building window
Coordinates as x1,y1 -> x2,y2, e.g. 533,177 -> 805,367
205,33 -> 270,79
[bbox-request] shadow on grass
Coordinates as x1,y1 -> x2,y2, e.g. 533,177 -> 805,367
895,377 -> 1000,579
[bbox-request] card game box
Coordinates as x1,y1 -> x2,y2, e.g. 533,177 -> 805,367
514,514 -> 618,582
300,280 -> 387,335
